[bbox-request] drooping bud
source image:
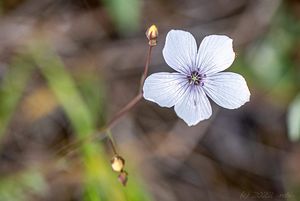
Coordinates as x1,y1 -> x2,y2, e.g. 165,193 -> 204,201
111,155 -> 125,172
118,171 -> 128,186
146,25 -> 158,46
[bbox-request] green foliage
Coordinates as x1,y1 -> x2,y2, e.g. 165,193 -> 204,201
0,56 -> 33,136
242,8 -> 300,104
74,72 -> 107,127
0,169 -> 47,201
30,43 -> 95,139
232,6 -> 300,142
28,40 -> 152,201
102,0 -> 141,35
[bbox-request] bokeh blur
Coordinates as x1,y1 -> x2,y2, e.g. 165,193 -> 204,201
0,0 -> 300,200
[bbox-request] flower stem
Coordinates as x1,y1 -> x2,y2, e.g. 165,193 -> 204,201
56,43 -> 154,157
107,129 -> 117,155
107,45 -> 153,129
106,93 -> 143,129
139,45 -> 153,93
106,45 -> 153,129
104,45 -> 152,153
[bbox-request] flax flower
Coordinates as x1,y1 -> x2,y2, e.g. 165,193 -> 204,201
143,30 -> 250,126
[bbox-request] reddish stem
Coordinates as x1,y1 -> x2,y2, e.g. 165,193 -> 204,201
106,93 -> 143,129
56,44 -> 154,157
106,45 -> 153,129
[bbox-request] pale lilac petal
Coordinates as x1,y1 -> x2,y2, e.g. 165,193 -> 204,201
163,30 -> 197,75
143,72 -> 189,107
174,87 -> 212,126
203,72 -> 250,109
196,35 -> 235,75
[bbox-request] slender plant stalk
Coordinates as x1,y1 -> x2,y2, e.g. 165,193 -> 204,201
139,46 -> 153,93
103,45 -> 153,154
107,45 -> 152,129
107,129 -> 117,155
57,45 -> 154,156
106,93 -> 143,129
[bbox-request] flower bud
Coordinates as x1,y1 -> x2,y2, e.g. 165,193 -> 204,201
118,171 -> 128,186
146,25 -> 158,46
111,155 -> 125,172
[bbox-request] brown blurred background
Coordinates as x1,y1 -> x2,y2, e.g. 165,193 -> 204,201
0,0 -> 300,201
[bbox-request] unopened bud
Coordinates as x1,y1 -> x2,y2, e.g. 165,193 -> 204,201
111,155 -> 125,172
118,171 -> 128,186
146,25 -> 158,46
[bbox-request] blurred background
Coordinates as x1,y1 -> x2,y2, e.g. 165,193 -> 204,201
0,0 -> 300,200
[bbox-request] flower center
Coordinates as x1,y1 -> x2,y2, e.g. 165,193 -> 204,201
187,71 -> 206,86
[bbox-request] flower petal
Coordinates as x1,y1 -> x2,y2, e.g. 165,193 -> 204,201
163,30 -> 197,75
174,86 -> 212,126
203,72 -> 250,109
143,72 -> 189,107
196,35 -> 235,75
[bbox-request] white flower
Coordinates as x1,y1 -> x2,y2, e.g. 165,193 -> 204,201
143,30 -> 250,126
